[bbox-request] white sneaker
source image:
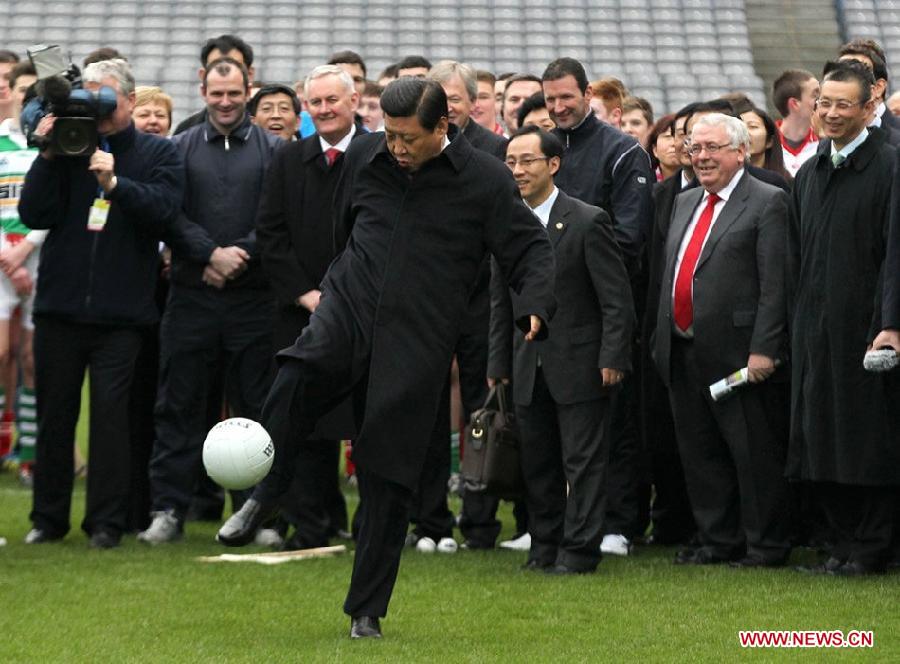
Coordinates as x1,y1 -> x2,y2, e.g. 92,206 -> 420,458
415,536 -> 437,553
137,511 -> 182,544
436,537 -> 458,554
499,533 -> 531,551
0,536 -> 7,547
254,528 -> 284,548
600,533 -> 632,556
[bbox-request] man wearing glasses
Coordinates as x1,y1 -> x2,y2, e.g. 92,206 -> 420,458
654,113 -> 792,568
489,125 -> 633,574
788,60 -> 900,576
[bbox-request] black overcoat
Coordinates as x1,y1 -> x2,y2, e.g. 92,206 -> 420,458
786,131 -> 900,485
279,130 -> 556,489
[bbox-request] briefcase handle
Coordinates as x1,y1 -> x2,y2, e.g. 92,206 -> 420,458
481,383 -> 510,415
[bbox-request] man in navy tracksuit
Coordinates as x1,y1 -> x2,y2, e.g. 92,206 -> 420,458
139,57 -> 282,543
543,58 -> 654,556
19,59 -> 184,548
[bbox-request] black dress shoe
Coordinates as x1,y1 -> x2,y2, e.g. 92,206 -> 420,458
544,563 -> 592,575
729,554 -> 787,569
461,539 -> 494,550
831,560 -> 886,577
675,547 -> 734,566
350,616 -> 382,639
521,559 -> 552,571
795,556 -> 844,575
216,498 -> 277,547
673,548 -> 697,565
89,530 -> 121,549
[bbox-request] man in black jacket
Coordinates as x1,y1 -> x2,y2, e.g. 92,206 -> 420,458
490,126 -> 633,573
20,59 -> 184,548
412,61 -> 509,552
254,64 -> 361,550
139,58 -> 281,543
542,57 -> 654,555
788,62 -> 900,575
173,35 -> 256,136
217,78 -> 555,638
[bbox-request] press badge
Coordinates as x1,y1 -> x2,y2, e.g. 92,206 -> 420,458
87,198 -> 110,232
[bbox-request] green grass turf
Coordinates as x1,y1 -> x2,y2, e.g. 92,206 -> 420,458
1,472 -> 898,663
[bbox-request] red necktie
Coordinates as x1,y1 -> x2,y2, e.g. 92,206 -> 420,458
325,147 -> 341,167
673,192 -> 720,332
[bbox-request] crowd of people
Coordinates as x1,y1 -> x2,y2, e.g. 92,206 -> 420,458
0,32 -> 898,637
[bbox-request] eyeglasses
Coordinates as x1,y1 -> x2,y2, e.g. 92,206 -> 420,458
687,142 -> 736,156
505,156 -> 549,168
815,98 -> 862,112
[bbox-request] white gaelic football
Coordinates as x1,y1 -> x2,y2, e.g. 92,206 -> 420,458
202,418 -> 275,490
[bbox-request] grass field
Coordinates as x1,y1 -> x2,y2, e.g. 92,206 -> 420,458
1,468 -> 898,663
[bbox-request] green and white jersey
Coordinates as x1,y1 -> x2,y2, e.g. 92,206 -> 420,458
0,118 -> 39,238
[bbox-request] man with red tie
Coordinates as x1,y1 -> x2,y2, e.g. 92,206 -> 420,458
652,113 -> 792,568
251,64 -> 362,550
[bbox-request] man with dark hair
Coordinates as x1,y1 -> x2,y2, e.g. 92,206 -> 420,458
789,60 -> 900,576
139,57 -> 282,544
517,92 -> 554,131
396,55 -> 432,78
328,50 -> 367,94
83,47 -> 126,68
838,39 -> 898,136
249,84 -> 301,141
491,125 -> 632,574
377,64 -> 399,87
773,69 -> 820,176
542,57 -> 653,556
173,35 -> 256,135
216,77 -> 555,638
502,74 -> 542,133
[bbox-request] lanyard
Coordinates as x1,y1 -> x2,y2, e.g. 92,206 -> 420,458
97,138 -> 111,200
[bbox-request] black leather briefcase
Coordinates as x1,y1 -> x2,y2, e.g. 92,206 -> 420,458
461,384 -> 524,500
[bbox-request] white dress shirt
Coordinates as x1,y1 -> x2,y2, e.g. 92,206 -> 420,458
671,168 -> 745,335
528,186 -> 559,228
318,123 -> 357,154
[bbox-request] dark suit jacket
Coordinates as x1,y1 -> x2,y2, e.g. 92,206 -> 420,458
653,171 -> 789,387
463,119 -> 507,160
256,127 -> 364,316
489,189 -> 634,406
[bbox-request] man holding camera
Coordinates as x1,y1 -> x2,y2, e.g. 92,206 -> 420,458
19,58 -> 184,548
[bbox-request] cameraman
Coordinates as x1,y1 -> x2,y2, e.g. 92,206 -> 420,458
19,58 -> 184,549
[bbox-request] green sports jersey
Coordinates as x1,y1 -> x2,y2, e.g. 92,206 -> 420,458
0,122 -> 39,236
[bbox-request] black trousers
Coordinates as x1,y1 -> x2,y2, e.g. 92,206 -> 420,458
344,470 -> 413,618
815,482 -> 895,568
150,287 -> 275,518
517,368 -> 612,571
252,355 -> 410,617
273,305 -> 347,546
668,338 -> 791,561
641,357 -> 696,544
31,317 -> 142,537
410,377 -> 455,540
126,323 -> 159,532
604,367 -> 643,538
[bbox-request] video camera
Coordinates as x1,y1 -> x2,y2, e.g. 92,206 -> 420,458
20,44 -> 118,157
